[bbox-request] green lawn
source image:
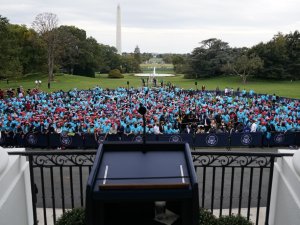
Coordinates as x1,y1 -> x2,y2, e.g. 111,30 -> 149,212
0,73 -> 299,99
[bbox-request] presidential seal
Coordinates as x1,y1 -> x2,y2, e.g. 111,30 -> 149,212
60,135 -> 72,146
133,135 -> 143,143
97,136 -> 106,144
26,133 -> 38,145
241,134 -> 252,145
274,133 -> 285,144
206,134 -> 218,146
169,135 -> 182,143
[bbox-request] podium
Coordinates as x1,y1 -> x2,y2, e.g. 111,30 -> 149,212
86,142 -> 199,225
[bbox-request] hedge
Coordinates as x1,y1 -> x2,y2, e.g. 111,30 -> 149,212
55,207 -> 253,225
108,69 -> 124,78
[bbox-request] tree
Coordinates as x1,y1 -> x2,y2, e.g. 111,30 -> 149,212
0,16 -> 46,78
249,31 -> 300,80
0,15 -> 10,79
161,54 -> 174,64
132,46 -> 142,72
224,54 -> 263,84
32,12 -> 59,83
56,25 -> 86,74
140,52 -> 152,63
9,24 -> 46,74
189,38 -> 231,78
134,46 -> 142,64
282,31 -> 300,80
97,44 -> 121,73
0,15 -> 8,31
0,17 -> 26,79
172,55 -> 187,74
73,37 -> 99,77
55,26 -> 121,76
121,55 -> 140,73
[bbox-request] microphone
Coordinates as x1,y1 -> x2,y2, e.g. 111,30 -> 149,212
138,103 -> 147,145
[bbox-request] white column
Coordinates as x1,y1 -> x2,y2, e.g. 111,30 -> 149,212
0,147 -> 33,225
0,147 -> 9,175
269,149 -> 300,225
116,4 -> 122,55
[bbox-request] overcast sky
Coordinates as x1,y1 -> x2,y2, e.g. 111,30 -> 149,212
1,0 -> 299,53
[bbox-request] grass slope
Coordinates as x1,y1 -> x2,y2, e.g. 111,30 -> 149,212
0,73 -> 299,99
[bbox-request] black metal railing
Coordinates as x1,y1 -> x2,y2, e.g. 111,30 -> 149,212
192,152 -> 293,225
8,150 -> 294,225
8,150 -> 96,225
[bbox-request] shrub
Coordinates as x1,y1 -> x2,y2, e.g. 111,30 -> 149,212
108,69 -> 124,78
199,208 -> 218,225
55,208 -> 86,225
199,208 -> 253,225
217,214 -> 253,225
183,73 -> 194,79
73,65 -> 95,78
54,207 -> 252,225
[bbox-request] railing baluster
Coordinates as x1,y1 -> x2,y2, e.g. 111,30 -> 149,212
219,166 -> 225,217
28,155 -> 38,225
40,167 -> 47,225
60,166 -> 65,213
229,167 -> 235,215
247,167 -> 254,221
211,167 -> 216,213
238,167 -> 245,215
79,166 -> 84,207
50,167 -> 56,224
256,168 -> 264,225
202,167 -> 206,208
69,166 -> 74,208
265,157 -> 275,225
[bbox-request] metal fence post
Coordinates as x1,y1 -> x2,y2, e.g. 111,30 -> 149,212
265,156 -> 275,225
28,155 -> 38,225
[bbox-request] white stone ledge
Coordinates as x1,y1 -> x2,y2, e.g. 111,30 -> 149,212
269,149 -> 300,225
292,149 -> 300,177
0,148 -> 33,225
0,147 -> 9,176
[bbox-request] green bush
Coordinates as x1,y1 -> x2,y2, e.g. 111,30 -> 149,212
54,207 -> 252,225
73,65 -> 95,78
217,215 -> 253,225
199,208 -> 218,225
108,69 -> 124,78
55,208 -> 85,225
183,73 -> 194,79
199,208 -> 253,225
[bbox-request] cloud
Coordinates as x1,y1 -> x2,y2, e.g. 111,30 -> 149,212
1,0 -> 299,53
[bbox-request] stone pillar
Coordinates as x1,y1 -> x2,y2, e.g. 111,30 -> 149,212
0,147 -> 9,175
269,149 -> 300,225
0,147 -> 33,225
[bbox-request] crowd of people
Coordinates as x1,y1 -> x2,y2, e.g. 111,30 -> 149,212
0,86 -> 299,141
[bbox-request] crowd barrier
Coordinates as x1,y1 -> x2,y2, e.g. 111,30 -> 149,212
0,131 -> 299,149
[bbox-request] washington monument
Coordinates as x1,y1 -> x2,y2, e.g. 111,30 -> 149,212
116,4 -> 122,55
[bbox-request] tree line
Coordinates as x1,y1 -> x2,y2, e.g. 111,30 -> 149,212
0,13 -> 143,84
168,32 -> 300,83
0,13 -> 299,84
